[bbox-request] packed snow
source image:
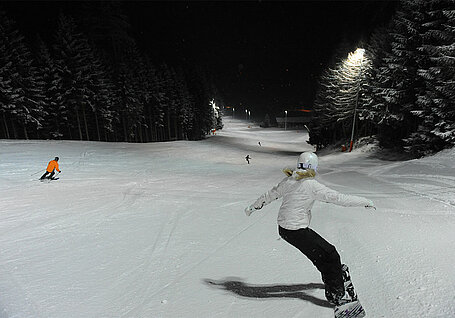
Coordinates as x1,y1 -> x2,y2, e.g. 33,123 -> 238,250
1,118 -> 455,318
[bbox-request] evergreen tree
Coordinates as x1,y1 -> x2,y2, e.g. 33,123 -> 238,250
186,65 -> 214,140
89,47 -> 117,141
175,70 -> 195,140
364,26 -> 402,148
53,13 -> 111,141
409,0 -> 455,154
33,35 -> 66,139
0,10 -> 46,139
384,0 -> 428,155
142,56 -> 165,142
0,18 -> 15,139
116,60 -> 141,142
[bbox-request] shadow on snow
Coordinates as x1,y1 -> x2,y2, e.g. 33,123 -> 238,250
203,277 -> 332,308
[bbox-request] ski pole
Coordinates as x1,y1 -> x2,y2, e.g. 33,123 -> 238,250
30,169 -> 44,176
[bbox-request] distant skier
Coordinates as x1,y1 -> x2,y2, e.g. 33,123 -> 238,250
245,152 -> 375,305
258,142 -> 261,146
245,155 -> 251,164
40,157 -> 61,180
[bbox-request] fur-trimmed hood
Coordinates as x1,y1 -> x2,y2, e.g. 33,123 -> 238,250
282,167 -> 316,180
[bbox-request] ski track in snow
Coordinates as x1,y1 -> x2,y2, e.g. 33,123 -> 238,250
1,118 -> 455,317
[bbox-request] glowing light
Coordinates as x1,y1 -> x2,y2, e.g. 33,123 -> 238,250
346,48 -> 365,66
285,110 -> 288,131
347,48 -> 366,152
210,99 -> 219,117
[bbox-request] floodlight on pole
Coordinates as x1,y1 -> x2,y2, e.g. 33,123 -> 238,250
348,48 -> 365,152
245,109 -> 248,120
284,110 -> 288,131
232,107 -> 235,119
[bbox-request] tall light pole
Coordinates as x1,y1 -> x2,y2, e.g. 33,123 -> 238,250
245,109 -> 248,120
349,48 -> 365,152
284,110 -> 288,130
248,110 -> 251,121
232,107 -> 235,119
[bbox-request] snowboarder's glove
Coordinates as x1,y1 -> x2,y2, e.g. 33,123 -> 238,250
365,200 -> 376,210
245,200 -> 265,216
253,200 -> 264,210
245,205 -> 255,216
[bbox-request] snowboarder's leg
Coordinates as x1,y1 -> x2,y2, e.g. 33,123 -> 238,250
278,226 -> 344,304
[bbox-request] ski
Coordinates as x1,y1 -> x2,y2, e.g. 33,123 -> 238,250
39,177 -> 59,182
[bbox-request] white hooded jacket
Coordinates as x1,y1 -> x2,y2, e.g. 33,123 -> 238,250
252,169 -> 373,230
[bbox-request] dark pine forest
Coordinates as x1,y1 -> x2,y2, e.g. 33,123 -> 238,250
0,2 -> 223,143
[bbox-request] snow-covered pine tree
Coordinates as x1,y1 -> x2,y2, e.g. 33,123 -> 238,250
185,65 -> 214,140
33,35 -> 66,139
165,66 -> 199,141
142,56 -> 165,142
157,63 -> 178,141
53,13 -> 114,141
53,13 -> 91,140
88,47 -> 117,142
207,80 -> 224,131
0,10 -> 46,139
118,44 -> 149,142
115,59 -> 141,142
174,70 -> 195,140
309,67 -> 336,149
384,0 -> 428,155
0,17 -> 15,139
364,25 -> 405,149
410,0 -> 455,154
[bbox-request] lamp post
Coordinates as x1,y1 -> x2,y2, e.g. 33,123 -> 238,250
284,110 -> 288,130
348,48 -> 365,152
232,107 -> 235,119
248,110 -> 251,121
245,109 -> 248,120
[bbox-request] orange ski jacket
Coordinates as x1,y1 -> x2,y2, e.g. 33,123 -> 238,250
46,160 -> 61,173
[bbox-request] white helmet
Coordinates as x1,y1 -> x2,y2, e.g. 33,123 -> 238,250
297,152 -> 318,171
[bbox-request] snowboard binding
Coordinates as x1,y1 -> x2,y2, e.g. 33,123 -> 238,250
333,264 -> 366,318
342,264 -> 357,301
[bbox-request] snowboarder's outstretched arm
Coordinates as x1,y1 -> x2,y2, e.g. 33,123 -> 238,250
245,182 -> 284,216
309,180 -> 375,209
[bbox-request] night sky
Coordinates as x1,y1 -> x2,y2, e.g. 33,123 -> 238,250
2,1 -> 397,120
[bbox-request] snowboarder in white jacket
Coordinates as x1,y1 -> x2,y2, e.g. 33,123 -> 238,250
245,152 -> 375,305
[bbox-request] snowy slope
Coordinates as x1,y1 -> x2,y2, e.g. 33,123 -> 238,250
1,118 -> 455,318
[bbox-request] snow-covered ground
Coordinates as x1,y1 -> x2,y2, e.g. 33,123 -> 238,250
1,117 -> 455,318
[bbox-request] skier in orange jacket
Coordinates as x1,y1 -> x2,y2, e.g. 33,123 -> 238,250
40,157 -> 61,180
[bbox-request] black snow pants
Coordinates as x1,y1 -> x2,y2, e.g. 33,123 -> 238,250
40,170 -> 55,180
278,226 -> 344,296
